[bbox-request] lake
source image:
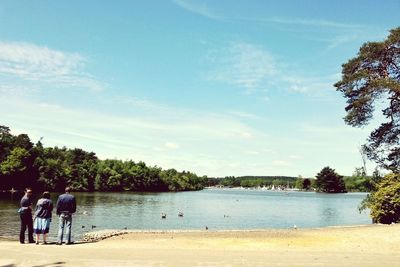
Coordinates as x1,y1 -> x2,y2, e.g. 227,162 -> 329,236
0,189 -> 371,241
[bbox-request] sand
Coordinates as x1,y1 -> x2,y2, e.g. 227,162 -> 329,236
1,224 -> 400,266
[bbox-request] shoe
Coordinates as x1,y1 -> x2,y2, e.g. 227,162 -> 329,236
28,241 -> 35,244
36,241 -> 39,245
65,242 -> 74,245
56,242 -> 62,245
43,241 -> 48,245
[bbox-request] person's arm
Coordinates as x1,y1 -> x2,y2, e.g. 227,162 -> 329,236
28,197 -> 33,211
49,201 -> 54,212
72,196 -> 76,214
34,200 -> 39,212
49,200 -> 53,220
56,196 -> 61,215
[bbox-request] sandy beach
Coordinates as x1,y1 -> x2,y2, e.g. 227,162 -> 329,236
1,224 -> 400,266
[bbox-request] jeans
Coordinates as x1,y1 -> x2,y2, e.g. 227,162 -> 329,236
57,213 -> 72,244
20,212 -> 34,243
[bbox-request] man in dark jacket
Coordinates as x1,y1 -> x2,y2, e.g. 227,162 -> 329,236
19,188 -> 35,244
56,187 -> 76,245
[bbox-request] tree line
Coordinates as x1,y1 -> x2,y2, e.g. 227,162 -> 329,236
208,171 -> 376,193
207,176 -> 299,188
0,125 -> 207,192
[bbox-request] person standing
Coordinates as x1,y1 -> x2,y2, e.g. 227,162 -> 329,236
56,187 -> 76,245
33,191 -> 53,244
19,188 -> 34,244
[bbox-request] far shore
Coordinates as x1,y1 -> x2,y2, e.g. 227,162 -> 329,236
1,224 -> 399,266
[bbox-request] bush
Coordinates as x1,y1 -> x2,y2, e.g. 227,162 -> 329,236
361,173 -> 400,224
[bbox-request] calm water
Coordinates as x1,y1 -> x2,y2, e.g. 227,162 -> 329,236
0,189 -> 371,241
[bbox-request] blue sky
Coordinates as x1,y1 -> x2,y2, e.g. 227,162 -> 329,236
0,0 -> 399,177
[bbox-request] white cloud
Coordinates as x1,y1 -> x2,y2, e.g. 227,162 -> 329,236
282,75 -> 335,95
241,132 -> 252,139
0,96 -> 270,176
206,42 -> 277,93
1,94 -> 379,177
165,142 -> 180,149
0,41 -> 104,91
245,151 -> 260,155
172,0 -> 362,30
228,111 -> 260,120
250,17 -> 362,29
172,0 -> 222,20
205,41 -> 336,96
272,160 -> 289,166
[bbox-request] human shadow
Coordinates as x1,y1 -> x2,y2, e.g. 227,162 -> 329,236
43,240 -> 97,246
31,262 -> 66,267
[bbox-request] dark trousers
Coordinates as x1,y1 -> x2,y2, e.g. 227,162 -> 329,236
20,212 -> 34,243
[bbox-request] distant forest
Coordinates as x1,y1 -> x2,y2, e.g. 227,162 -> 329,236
208,173 -> 374,192
0,125 -> 372,193
0,125 -> 206,192
207,176 -> 299,188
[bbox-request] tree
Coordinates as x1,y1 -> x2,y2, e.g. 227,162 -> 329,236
0,147 -> 30,189
0,125 -> 15,162
295,176 -> 304,189
302,178 -> 311,190
315,167 -> 346,193
334,27 -> 400,172
360,173 -> 400,224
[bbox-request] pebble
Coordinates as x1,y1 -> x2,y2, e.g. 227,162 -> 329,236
82,230 -> 129,242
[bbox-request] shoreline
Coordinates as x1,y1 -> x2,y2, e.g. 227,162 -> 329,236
0,223 -> 376,242
1,224 -> 399,266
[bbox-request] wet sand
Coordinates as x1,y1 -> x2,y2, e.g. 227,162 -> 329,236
1,224 -> 399,266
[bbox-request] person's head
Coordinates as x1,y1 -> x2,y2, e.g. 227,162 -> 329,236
65,186 -> 71,193
25,188 -> 33,196
42,191 -> 50,199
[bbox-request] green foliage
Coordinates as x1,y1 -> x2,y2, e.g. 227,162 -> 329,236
302,179 -> 311,190
295,176 -> 312,190
315,167 -> 347,193
360,173 -> 400,224
295,176 -> 304,189
334,27 -> 400,172
0,126 -> 16,162
343,167 -> 373,192
343,176 -> 372,192
0,125 -> 206,192
209,176 -> 298,188
0,147 -> 30,175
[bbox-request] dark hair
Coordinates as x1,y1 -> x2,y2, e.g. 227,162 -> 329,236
42,191 -> 50,199
65,187 -> 71,193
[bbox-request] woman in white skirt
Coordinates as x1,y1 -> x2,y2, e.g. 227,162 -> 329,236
33,191 -> 53,244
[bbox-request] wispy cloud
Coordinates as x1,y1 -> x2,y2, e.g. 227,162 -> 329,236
172,0 -> 362,30
206,42 -> 277,93
172,0 -> 222,20
0,95 -> 269,176
165,142 -> 180,149
205,41 -> 336,96
247,17 -> 362,29
0,41 -> 104,91
2,93 -> 377,176
228,111 -> 260,120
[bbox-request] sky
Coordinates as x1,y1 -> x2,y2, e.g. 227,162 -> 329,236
0,0 -> 399,178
